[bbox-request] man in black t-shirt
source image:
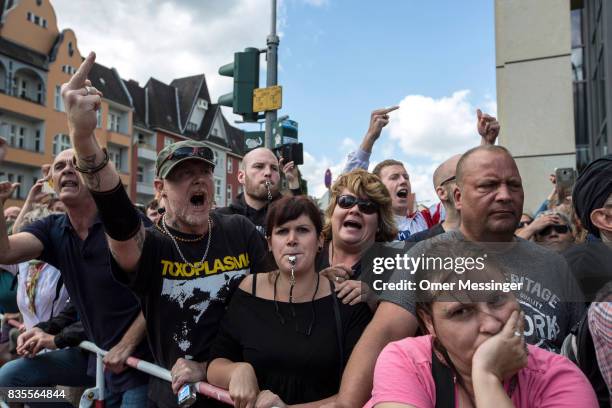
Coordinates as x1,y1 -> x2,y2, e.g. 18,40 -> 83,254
63,53 -> 268,407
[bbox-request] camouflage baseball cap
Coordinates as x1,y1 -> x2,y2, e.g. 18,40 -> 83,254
156,140 -> 215,179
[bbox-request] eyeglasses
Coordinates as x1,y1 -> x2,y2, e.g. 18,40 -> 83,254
159,147 -> 213,169
517,221 -> 531,229
337,195 -> 379,214
438,175 -> 456,187
537,225 -> 570,236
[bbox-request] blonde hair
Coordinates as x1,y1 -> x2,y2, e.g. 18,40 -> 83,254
323,169 -> 397,242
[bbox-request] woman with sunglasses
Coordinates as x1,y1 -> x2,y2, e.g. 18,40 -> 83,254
318,169 -> 397,310
517,211 -> 575,252
207,195 -> 372,408
365,242 -> 597,408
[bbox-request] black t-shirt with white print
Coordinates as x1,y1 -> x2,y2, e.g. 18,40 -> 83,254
112,212 -> 268,408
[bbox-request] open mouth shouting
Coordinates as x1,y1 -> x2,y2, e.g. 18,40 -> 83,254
60,179 -> 79,191
342,219 -> 363,231
189,191 -> 207,209
396,188 -> 409,199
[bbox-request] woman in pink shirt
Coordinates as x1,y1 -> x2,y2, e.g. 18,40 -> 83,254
366,243 -> 598,408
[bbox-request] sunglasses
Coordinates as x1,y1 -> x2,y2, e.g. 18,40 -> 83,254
159,147 -> 213,169
337,195 -> 379,214
537,225 -> 570,236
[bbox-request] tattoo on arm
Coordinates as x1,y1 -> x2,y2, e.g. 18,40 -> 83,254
134,227 -> 145,252
78,154 -> 102,190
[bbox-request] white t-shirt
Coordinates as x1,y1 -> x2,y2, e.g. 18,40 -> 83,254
16,262 -> 69,330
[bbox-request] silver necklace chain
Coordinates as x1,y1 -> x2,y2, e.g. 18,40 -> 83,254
161,213 -> 212,268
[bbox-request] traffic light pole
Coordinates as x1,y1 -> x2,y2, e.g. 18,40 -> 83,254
265,0 -> 279,149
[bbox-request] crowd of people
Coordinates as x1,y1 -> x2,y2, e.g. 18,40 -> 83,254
0,51 -> 609,408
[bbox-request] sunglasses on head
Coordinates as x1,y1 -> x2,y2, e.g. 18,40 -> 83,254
537,225 -> 570,236
160,147 -> 213,168
337,195 -> 379,214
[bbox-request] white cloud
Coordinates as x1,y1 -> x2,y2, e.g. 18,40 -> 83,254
300,150 -> 345,198
52,0 -> 271,100
387,90 -> 479,162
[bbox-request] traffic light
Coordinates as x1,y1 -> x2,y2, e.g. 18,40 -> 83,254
218,47 -> 260,122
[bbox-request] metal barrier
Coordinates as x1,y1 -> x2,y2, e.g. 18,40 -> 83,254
0,315 -> 234,407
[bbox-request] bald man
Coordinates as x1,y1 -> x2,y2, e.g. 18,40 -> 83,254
408,154 -> 462,242
3,206 -> 20,222
216,147 -> 301,236
329,145 -> 584,408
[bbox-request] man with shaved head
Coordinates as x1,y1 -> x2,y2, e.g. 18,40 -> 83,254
408,153 -> 462,242
216,147 -> 301,236
0,144 -> 151,404
327,145 -> 584,408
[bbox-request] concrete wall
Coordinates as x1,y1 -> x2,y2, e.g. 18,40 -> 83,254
495,0 -> 576,213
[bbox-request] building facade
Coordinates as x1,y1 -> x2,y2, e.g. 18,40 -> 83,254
0,0 -> 246,208
495,0 -> 612,213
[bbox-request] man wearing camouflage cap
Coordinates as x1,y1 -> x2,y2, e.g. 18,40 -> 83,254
64,53 -> 268,407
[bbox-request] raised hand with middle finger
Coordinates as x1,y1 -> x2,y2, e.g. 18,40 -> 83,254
361,106 -> 399,152
61,52 -> 102,145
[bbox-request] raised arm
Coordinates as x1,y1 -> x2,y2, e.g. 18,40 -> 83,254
343,106 -> 399,174
477,108 -> 500,146
12,178 -> 52,234
62,52 -> 144,273
0,182 -> 44,264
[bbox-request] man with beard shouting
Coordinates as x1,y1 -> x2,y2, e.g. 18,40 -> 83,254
62,52 -> 268,407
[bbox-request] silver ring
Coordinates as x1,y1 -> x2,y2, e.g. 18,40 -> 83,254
514,331 -> 522,337
335,276 -> 340,282
85,86 -> 97,95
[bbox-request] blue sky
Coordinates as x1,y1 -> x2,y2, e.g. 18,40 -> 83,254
53,0 -> 497,203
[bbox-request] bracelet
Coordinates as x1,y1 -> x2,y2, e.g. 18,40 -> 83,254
73,148 -> 109,175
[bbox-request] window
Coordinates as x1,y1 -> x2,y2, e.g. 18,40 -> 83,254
42,19 -> 47,28
213,150 -> 219,166
214,178 -> 222,204
108,148 -> 122,171
17,127 -> 25,148
227,159 -> 233,173
9,124 -> 16,147
34,130 -> 41,152
226,184 -> 233,202
68,42 -> 74,57
108,112 -> 119,132
137,166 -> 144,183
34,15 -> 40,25
26,11 -> 32,21
37,83 -> 43,104
164,137 -> 174,147
55,85 -> 64,111
53,134 -> 71,155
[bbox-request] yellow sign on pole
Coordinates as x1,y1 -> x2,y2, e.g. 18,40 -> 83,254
253,86 -> 282,112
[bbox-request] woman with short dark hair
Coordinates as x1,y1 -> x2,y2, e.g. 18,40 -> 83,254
207,195 -> 372,408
